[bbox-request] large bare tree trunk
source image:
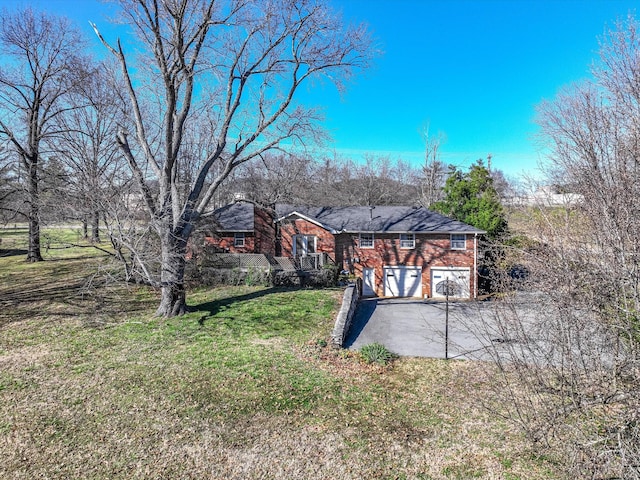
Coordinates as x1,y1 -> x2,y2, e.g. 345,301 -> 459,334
156,228 -> 188,317
91,210 -> 100,243
26,161 -> 42,262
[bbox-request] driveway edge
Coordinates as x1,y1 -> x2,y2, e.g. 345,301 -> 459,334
331,279 -> 362,347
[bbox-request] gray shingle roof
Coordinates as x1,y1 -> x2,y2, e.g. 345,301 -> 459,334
276,205 -> 485,234
210,202 -> 254,232
210,202 -> 485,235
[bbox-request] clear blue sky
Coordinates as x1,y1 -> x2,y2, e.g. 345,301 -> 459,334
327,0 -> 639,178
4,0 -> 638,179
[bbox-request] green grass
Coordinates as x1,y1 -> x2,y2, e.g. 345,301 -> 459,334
0,227 -> 562,479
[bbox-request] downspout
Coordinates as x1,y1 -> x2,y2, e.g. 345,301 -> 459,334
473,233 -> 478,299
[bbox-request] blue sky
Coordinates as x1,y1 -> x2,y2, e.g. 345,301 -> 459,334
4,0 -> 639,179
326,0 -> 639,178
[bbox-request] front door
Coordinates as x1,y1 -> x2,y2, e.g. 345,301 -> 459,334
363,268 -> 376,296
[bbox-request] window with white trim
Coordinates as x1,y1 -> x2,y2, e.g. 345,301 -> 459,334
399,233 -> 415,249
359,233 -> 374,248
234,232 -> 245,247
293,234 -> 316,256
450,234 -> 466,250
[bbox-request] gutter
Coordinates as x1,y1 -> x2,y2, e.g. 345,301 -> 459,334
340,230 -> 485,235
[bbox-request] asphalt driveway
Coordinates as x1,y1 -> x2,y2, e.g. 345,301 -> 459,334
345,298 -> 497,360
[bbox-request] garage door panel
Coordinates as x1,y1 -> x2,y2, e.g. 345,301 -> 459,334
383,266 -> 422,297
431,268 -> 470,299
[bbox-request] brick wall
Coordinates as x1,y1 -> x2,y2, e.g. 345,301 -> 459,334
336,232 -> 477,298
254,207 -> 276,255
279,218 -> 335,261
276,216 -> 479,298
204,206 -> 276,255
204,233 -> 255,253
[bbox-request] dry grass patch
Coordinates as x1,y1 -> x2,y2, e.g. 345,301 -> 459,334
0,228 -> 562,479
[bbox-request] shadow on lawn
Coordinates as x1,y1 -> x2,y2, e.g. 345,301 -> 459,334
0,276 -> 97,329
0,248 -> 28,257
0,258 -> 155,329
192,286 -> 289,325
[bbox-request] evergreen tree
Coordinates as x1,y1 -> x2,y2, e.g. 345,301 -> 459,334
432,160 -> 507,239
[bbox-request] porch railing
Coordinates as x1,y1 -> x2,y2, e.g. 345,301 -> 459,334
294,252 -> 332,270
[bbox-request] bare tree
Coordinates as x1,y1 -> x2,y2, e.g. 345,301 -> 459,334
484,14 -> 640,478
393,158 -> 422,202
52,62 -> 127,242
340,155 -> 419,206
225,152 -> 312,207
92,0 -> 372,316
237,154 -> 422,207
488,167 -> 518,202
420,126 -> 447,208
0,8 -> 89,261
302,154 -> 350,206
0,148 -> 24,224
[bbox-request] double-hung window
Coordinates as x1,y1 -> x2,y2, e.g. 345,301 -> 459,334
293,235 -> 316,256
359,233 -> 374,248
450,234 -> 466,250
234,232 -> 245,247
399,233 -> 415,249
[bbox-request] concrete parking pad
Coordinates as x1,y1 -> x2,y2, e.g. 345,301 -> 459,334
345,298 -> 496,360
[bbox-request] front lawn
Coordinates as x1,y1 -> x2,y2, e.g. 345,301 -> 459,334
0,227 -> 560,479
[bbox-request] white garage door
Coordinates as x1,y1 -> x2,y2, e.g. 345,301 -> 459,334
383,266 -> 422,297
431,267 -> 470,299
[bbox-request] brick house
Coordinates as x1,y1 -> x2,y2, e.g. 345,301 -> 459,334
203,201 -> 276,255
276,205 -> 485,299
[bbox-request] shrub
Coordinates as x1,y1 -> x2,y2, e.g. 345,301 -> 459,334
271,269 -> 338,288
359,343 -> 397,366
244,267 -> 271,286
272,270 -> 305,287
189,267 -> 245,286
306,267 -> 338,288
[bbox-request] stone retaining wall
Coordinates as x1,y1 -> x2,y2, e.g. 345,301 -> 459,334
331,278 -> 362,347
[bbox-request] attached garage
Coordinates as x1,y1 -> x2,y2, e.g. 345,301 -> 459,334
383,266 -> 422,298
430,267 -> 471,299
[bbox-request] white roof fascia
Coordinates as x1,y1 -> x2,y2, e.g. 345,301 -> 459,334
343,229 -> 486,235
275,211 -> 338,234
